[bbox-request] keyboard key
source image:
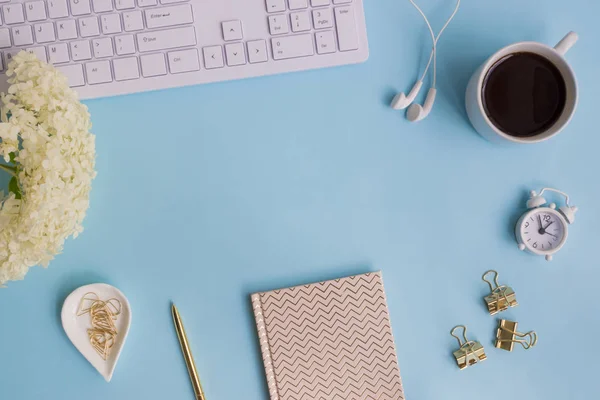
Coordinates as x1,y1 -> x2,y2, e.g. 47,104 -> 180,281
115,34 -> 135,54
113,57 -> 139,81
290,11 -> 310,32
311,0 -> 330,5
57,20 -> 77,40
221,20 -> 242,41
25,2 -> 47,22
202,45 -> 223,69
48,0 -> 69,18
138,0 -> 157,6
69,0 -> 91,16
101,14 -> 122,34
123,10 -> 144,31
93,37 -> 113,58
12,26 -> 34,46
224,42 -> 245,66
57,64 -> 85,87
268,14 -> 289,35
140,53 -> 166,77
48,43 -> 70,64
247,39 -> 268,63
5,50 -> 21,64
34,23 -> 56,43
271,34 -> 314,60
70,40 -> 92,61
0,28 -> 11,48
92,0 -> 113,13
160,0 -> 188,3
85,60 -> 112,84
288,0 -> 307,9
315,30 -> 335,54
145,4 -> 193,29
334,6 -> 358,51
3,5 -> 25,25
79,16 -> 100,37
115,0 -> 135,9
265,0 -> 285,13
26,46 -> 47,63
333,0 -> 352,3
312,8 -> 333,29
137,26 -> 196,52
168,48 -> 199,73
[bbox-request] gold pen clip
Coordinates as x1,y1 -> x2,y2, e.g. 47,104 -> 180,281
450,325 -> 486,370
495,319 -> 537,351
482,270 -> 518,315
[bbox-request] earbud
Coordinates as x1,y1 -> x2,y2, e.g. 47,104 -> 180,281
407,88 -> 437,122
390,0 -> 461,122
391,80 -> 423,110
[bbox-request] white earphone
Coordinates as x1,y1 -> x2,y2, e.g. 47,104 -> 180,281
390,0 -> 461,122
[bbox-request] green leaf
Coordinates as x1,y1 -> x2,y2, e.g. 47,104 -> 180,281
0,163 -> 16,177
9,152 -> 16,163
8,177 -> 21,199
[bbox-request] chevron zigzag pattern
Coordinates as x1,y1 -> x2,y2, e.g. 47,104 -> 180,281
252,272 -> 405,400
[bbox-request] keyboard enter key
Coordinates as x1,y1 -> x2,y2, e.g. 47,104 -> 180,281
145,4 -> 193,29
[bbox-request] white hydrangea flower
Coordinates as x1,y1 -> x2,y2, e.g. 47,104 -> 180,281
0,51 -> 96,286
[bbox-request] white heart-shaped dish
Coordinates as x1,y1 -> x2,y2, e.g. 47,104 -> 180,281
61,283 -> 131,382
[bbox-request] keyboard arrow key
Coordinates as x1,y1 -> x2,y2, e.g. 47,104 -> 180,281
203,45 -> 224,69
247,39 -> 268,63
225,42 -> 245,66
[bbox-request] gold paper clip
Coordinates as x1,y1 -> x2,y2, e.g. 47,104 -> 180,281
450,325 -> 486,370
495,319 -> 538,351
482,270 -> 518,315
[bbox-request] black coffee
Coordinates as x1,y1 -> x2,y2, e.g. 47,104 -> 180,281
482,52 -> 567,137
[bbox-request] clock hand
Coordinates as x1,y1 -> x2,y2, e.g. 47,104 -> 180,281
544,220 -> 554,230
537,215 -> 544,234
545,231 -> 558,239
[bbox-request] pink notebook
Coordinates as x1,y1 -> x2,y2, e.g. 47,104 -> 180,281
251,272 -> 405,400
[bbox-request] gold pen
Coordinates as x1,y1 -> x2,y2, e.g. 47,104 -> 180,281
172,303 -> 207,400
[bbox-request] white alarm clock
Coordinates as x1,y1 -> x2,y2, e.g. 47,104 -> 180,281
515,188 -> 578,261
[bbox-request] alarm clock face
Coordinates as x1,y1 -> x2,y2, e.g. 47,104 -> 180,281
520,208 -> 568,253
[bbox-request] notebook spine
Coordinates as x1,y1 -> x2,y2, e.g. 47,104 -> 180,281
251,294 -> 279,400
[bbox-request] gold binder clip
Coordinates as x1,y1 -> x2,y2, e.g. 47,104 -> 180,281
482,270 -> 518,315
450,325 -> 486,370
495,319 -> 538,351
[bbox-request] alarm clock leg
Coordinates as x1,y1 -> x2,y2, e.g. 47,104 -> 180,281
518,244 -> 526,251
546,255 -> 553,261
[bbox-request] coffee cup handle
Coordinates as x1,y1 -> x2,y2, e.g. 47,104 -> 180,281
554,31 -> 579,56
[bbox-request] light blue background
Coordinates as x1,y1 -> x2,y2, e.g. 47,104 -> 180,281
1,0 -> 599,399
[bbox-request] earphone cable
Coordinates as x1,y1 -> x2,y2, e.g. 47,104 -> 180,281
408,0 -> 461,88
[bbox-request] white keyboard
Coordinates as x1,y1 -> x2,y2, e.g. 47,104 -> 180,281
0,0 -> 368,99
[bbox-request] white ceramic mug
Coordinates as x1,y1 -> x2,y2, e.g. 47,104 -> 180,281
465,32 -> 578,144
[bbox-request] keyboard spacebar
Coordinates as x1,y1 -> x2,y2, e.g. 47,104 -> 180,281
137,26 -> 196,52
271,34 -> 314,60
